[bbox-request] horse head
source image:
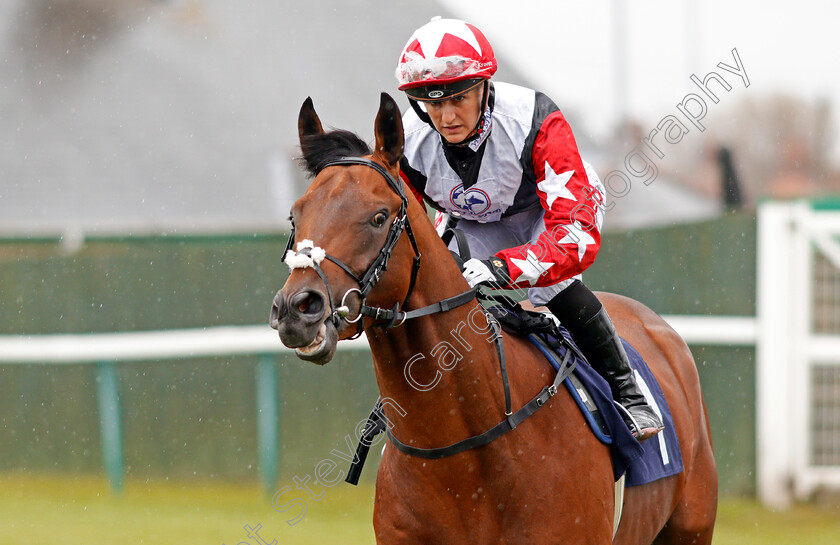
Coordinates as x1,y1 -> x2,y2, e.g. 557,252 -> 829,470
269,93 -> 416,364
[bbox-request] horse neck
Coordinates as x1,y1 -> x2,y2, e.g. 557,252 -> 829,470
364,207 -> 507,447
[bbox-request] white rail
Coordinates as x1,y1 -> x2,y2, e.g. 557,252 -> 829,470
0,315 -> 754,364
0,325 -> 370,363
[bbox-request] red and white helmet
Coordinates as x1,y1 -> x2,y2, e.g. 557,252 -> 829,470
395,17 -> 497,102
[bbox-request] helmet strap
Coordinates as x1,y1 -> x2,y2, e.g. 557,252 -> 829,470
472,80 -> 492,140
408,98 -> 432,125
479,80 -> 490,119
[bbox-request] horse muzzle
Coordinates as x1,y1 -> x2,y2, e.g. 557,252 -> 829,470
270,288 -> 339,364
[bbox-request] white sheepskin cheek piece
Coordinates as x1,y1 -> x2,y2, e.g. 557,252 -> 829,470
283,239 -> 327,270
283,251 -> 312,270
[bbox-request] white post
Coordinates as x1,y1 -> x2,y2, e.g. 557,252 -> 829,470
756,202 -> 795,508
791,203 -> 815,500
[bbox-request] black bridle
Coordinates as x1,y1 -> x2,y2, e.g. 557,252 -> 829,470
284,156 -> 475,337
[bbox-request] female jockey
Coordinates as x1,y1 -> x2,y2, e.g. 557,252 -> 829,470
394,17 -> 663,441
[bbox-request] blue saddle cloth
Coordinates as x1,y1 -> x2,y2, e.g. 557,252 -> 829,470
528,329 -> 684,487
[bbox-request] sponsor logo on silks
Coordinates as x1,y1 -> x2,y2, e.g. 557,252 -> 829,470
449,184 -> 491,215
428,89 -> 445,99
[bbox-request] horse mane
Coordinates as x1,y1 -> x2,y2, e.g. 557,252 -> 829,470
298,129 -> 372,177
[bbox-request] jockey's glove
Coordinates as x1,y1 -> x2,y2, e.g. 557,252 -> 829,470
462,257 -> 510,289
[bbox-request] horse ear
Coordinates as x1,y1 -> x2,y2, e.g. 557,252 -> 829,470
298,96 -> 324,143
373,92 -> 404,167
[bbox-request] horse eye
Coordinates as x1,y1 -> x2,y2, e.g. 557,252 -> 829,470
371,211 -> 388,227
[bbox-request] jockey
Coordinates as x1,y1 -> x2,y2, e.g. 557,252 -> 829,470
394,17 -> 664,441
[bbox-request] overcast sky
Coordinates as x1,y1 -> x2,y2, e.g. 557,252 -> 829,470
440,0 -> 838,165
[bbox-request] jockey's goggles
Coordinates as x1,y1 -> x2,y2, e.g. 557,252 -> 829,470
404,77 -> 485,103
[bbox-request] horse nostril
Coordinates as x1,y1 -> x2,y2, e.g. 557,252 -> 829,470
290,290 -> 325,317
270,291 -> 286,330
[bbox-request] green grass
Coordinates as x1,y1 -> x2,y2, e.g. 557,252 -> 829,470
1,472 -> 838,544
713,497 -> 840,545
0,472 -> 376,545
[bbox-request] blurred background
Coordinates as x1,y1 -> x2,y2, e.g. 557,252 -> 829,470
1,0 -> 839,543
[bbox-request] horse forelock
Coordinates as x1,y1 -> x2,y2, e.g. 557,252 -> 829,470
298,129 -> 372,177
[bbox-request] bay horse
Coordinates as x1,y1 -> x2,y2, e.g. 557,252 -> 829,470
269,93 -> 717,544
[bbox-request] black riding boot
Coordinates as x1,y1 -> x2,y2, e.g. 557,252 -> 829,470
547,281 -> 664,441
